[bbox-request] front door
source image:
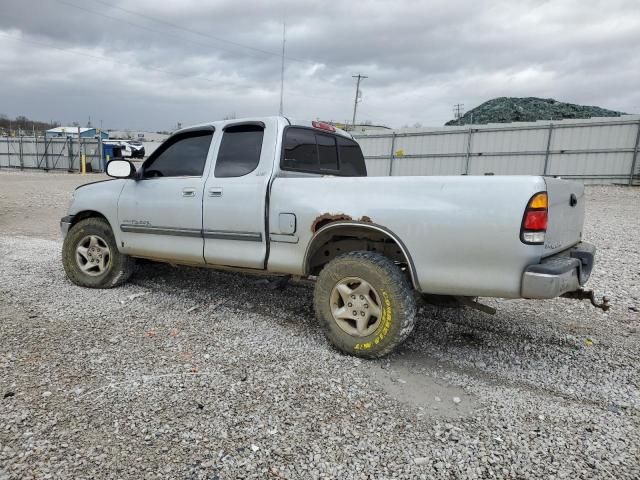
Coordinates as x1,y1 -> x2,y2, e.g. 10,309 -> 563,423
118,128 -> 214,264
203,121 -> 276,269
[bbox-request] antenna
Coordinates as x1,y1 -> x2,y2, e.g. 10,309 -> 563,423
279,21 -> 286,116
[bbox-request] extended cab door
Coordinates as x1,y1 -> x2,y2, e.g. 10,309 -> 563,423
202,120 -> 277,269
117,128 -> 214,264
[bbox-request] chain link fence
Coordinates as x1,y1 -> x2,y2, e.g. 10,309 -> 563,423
0,136 -> 105,172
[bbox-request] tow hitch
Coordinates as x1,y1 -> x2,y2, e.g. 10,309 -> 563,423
562,289 -> 610,312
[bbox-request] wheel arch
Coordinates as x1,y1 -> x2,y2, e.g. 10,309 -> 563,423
71,210 -> 111,228
303,221 -> 420,291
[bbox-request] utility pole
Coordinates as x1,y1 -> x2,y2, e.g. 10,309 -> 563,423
351,74 -> 367,129
453,103 -> 464,125
278,21 -> 286,116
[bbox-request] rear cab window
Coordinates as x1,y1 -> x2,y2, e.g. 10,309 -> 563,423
281,126 -> 366,176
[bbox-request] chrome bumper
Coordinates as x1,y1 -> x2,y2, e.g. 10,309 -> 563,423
521,242 -> 595,299
60,215 -> 74,238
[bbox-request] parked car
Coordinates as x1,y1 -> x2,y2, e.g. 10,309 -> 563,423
105,140 -> 145,158
122,140 -> 145,158
60,116 -> 600,358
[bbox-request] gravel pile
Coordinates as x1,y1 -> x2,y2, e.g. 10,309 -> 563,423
444,97 -> 626,125
0,180 -> 639,479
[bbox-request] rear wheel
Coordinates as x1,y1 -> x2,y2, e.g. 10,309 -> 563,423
314,251 -> 417,358
62,217 -> 135,288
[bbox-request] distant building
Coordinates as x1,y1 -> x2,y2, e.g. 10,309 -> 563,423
107,130 -> 169,142
46,127 -> 109,139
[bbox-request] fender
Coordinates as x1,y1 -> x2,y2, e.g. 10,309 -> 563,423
303,221 -> 420,291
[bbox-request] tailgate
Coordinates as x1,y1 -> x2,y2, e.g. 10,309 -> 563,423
543,177 -> 585,256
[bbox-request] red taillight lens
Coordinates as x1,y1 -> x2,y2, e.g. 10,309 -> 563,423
521,192 -> 548,244
523,210 -> 547,231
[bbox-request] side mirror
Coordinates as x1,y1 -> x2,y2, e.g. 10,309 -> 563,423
106,159 -> 136,179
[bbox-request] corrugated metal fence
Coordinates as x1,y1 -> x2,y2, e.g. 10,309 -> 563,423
354,115 -> 640,185
0,136 -> 104,172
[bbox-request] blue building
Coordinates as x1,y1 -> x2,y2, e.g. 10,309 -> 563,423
46,127 -> 109,140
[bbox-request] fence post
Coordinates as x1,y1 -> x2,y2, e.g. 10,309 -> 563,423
629,120 -> 640,186
34,131 -> 39,168
19,135 -> 24,170
98,136 -> 104,172
464,127 -> 473,175
543,123 -> 554,176
6,136 -> 10,167
67,137 -> 74,172
44,137 -> 50,171
387,133 -> 397,176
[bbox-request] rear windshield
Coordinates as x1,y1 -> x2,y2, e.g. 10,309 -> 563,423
281,127 -> 366,176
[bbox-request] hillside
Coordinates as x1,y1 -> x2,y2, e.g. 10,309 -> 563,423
445,97 -> 626,125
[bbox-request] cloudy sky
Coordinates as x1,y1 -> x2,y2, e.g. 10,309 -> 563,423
1,0 -> 639,130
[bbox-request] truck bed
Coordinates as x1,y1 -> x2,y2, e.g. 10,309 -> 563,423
268,175 -> 558,298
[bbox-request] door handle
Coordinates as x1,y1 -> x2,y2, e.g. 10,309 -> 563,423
208,187 -> 223,197
182,188 -> 196,197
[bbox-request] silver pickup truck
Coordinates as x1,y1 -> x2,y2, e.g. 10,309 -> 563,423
60,116 -> 601,358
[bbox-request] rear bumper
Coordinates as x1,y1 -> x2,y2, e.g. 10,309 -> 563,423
521,242 -> 595,299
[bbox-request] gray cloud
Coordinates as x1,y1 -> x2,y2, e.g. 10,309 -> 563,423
0,0 -> 638,130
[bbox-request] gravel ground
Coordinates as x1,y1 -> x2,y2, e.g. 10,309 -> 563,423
0,171 -> 639,479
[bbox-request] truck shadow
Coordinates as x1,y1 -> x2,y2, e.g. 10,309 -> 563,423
130,262 -> 622,411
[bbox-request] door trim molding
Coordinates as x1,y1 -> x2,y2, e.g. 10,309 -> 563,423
120,224 -> 263,242
203,230 -> 262,242
120,224 -> 202,237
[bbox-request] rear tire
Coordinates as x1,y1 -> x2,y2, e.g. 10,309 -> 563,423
62,217 -> 135,288
314,251 -> 417,359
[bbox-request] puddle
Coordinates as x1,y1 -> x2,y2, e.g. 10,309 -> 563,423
370,353 -> 476,417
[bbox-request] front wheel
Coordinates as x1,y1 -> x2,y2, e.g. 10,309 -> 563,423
62,217 -> 135,288
314,251 -> 417,359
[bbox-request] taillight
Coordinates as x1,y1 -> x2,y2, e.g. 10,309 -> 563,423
312,121 -> 336,132
521,192 -> 547,244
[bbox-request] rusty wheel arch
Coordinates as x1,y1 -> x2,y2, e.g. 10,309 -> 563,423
303,220 -> 420,291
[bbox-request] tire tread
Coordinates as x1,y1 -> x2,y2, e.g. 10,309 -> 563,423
314,250 -> 417,358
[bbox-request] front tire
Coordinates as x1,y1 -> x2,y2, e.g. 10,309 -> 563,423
62,217 -> 135,288
314,251 -> 417,359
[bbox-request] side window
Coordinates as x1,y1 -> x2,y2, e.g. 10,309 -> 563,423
337,137 -> 367,177
282,128 -> 318,172
214,125 -> 264,178
142,131 -> 212,178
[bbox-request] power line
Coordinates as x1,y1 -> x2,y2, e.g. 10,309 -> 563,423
0,31 -> 339,106
0,32 -> 228,86
53,0 -> 279,63
87,0 -> 314,65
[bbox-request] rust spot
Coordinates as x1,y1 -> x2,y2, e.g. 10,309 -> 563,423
311,213 -> 374,232
311,213 -> 352,232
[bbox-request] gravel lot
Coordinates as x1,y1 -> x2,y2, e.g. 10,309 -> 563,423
1,170 -> 639,479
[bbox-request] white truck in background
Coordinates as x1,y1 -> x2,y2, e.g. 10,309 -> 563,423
104,140 -> 145,158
